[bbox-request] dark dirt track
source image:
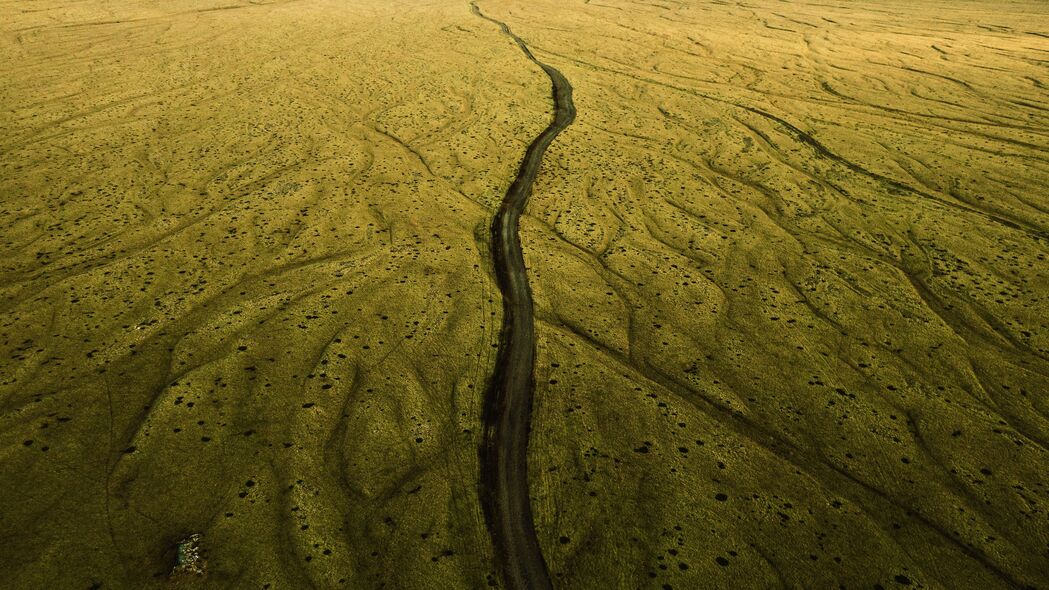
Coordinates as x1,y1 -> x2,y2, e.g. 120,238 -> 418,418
471,3 -> 576,589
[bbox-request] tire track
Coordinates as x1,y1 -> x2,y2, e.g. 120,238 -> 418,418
469,3 -> 575,589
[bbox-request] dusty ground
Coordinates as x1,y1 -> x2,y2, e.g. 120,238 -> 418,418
2,0 -> 1048,588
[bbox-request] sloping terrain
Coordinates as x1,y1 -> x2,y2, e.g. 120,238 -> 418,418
0,0 -> 550,586
488,0 -> 1049,587
2,0 -> 1048,588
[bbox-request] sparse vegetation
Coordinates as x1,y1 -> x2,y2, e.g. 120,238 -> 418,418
1,0 -> 1047,588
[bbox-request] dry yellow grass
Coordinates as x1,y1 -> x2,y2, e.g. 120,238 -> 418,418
502,0 -> 1049,587
1,0 -> 549,586
2,0 -> 1048,588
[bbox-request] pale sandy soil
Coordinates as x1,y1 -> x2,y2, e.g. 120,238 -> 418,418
2,0 -> 1048,588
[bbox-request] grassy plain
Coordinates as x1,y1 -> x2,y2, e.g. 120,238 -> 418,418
2,0 -> 1048,588
504,1 -> 1049,587
1,0 -> 548,586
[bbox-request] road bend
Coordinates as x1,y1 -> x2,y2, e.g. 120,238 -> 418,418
470,3 -> 576,589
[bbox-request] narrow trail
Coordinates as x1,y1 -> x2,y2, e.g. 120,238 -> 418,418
470,3 -> 576,589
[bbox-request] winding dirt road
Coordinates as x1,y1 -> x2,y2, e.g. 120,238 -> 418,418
471,3 -> 576,589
